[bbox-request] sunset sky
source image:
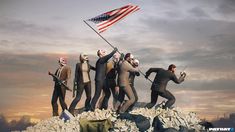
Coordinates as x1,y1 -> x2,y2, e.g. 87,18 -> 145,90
0,0 -> 235,122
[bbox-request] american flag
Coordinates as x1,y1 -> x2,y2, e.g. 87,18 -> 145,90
87,4 -> 140,33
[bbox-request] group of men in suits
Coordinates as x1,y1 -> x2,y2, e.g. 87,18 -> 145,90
50,48 -> 186,116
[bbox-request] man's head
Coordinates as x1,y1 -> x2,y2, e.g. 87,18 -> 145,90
112,53 -> 120,63
168,64 -> 176,73
124,53 -> 134,63
97,49 -> 106,58
58,57 -> 67,66
132,59 -> 139,68
80,53 -> 89,62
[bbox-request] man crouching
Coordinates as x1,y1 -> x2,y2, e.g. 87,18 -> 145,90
145,64 -> 186,109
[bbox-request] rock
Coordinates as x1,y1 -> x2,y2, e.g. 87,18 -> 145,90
23,107 -> 205,132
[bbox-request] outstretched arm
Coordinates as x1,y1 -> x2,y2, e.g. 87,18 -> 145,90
171,73 -> 186,84
89,64 -> 96,71
145,68 -> 160,78
99,48 -> 118,63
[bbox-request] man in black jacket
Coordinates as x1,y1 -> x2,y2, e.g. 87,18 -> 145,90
90,48 -> 118,111
69,53 -> 95,115
145,64 -> 186,109
100,53 -> 120,109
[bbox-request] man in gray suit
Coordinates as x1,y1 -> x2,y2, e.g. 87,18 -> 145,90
145,64 -> 186,109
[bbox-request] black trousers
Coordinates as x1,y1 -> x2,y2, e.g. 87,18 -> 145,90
69,82 -> 91,114
101,79 -> 118,109
51,84 -> 67,116
90,80 -> 104,111
146,90 -> 175,109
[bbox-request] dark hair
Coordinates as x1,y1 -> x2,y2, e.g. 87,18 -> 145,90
97,50 -> 100,56
124,53 -> 131,60
168,64 -> 176,71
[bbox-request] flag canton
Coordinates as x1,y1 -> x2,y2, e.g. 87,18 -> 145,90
88,14 -> 112,24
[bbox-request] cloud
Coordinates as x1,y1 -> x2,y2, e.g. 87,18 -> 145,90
0,17 -> 66,39
0,114 -> 35,132
217,0 -> 235,16
188,7 -> 210,18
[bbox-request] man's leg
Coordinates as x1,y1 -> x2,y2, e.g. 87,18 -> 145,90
51,87 -> 59,116
69,84 -> 84,114
132,86 -> 138,103
97,90 -> 105,109
90,81 -> 103,111
110,80 -> 118,108
114,88 -> 125,111
119,85 -> 136,113
101,80 -> 111,109
58,86 -> 68,111
127,86 -> 138,111
84,82 -> 91,110
160,90 -> 175,109
145,90 -> 158,109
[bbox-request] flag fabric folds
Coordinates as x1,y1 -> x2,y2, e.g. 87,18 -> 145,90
87,4 -> 140,33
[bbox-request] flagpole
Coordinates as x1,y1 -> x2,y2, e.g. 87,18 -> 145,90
138,70 -> 153,83
83,20 -> 121,54
83,20 -> 153,83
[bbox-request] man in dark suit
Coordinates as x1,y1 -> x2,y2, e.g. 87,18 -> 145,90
69,53 -> 95,115
145,64 -> 186,109
90,48 -> 118,111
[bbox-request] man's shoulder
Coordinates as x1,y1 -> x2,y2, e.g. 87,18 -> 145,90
156,68 -> 165,72
63,65 -> 71,70
123,60 -> 132,67
160,68 -> 172,75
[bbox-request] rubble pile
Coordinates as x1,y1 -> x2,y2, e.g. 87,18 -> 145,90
130,107 -> 203,131
24,107 -> 204,132
161,109 -> 202,131
24,116 -> 81,132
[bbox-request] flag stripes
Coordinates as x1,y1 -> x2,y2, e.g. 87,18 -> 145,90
88,4 -> 140,33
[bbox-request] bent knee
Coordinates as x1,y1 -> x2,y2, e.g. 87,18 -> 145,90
171,98 -> 176,103
129,97 -> 136,104
135,97 -> 138,102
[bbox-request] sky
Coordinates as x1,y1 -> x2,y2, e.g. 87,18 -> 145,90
0,0 -> 235,122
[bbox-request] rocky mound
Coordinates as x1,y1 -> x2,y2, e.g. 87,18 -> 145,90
24,107 -> 205,132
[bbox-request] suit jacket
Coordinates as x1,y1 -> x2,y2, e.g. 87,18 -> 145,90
54,65 -> 71,89
146,68 -> 185,92
74,62 -> 95,85
106,61 -> 118,80
118,60 -> 139,87
95,49 -> 116,81
129,71 -> 140,87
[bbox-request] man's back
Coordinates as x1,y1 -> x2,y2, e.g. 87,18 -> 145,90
146,68 -> 183,92
153,68 -> 173,92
